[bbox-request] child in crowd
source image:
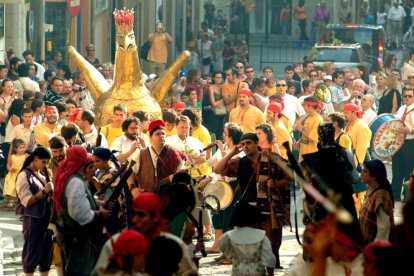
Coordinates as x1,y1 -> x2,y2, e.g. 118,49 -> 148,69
265,77 -> 276,97
4,139 -> 27,209
287,80 -> 297,95
219,201 -> 276,275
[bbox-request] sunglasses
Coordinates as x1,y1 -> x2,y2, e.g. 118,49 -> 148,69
403,95 -> 413,98
235,66 -> 244,69
408,76 -> 414,79
276,84 -> 287,87
310,74 -> 318,77
245,70 -> 254,73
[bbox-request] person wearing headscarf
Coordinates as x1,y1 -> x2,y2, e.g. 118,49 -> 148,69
15,147 -> 54,275
363,240 -> 404,276
53,145 -> 112,276
103,230 -> 149,275
219,201 -> 276,275
297,96 -> 324,163
359,159 -> 394,244
93,192 -> 198,276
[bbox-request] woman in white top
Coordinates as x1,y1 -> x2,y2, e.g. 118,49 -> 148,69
197,32 -> 215,75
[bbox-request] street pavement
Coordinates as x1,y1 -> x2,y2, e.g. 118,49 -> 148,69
0,167 -> 405,276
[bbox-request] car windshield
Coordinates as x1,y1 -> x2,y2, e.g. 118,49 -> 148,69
325,29 -> 373,45
308,48 -> 360,63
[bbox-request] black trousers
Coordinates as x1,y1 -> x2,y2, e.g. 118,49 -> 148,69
392,139 -> 414,201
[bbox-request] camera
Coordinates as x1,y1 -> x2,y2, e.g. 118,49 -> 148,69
356,94 -> 362,100
73,85 -> 86,92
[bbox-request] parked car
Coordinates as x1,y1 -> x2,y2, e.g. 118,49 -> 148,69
307,43 -> 371,81
320,24 -> 387,60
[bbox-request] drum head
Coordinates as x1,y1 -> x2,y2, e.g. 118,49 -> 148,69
369,114 -> 406,158
203,180 -> 234,210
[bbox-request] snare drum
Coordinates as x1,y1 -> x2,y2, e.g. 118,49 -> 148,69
369,113 -> 406,158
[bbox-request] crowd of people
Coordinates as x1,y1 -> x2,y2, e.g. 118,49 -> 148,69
1,7 -> 414,275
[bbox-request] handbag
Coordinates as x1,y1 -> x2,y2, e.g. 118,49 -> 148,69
202,57 -> 211,65
140,41 -> 151,61
212,105 -> 227,115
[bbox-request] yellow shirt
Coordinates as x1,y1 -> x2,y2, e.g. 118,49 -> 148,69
221,81 -> 248,112
101,124 -> 124,148
272,120 -> 293,160
299,113 -> 324,162
165,127 -> 177,137
34,123 -> 62,147
265,86 -> 277,97
191,125 -> 212,177
280,115 -> 293,134
334,132 -> 352,152
345,119 -> 372,165
229,105 -> 266,133
148,33 -> 169,63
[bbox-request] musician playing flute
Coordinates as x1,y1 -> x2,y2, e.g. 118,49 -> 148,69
214,132 -> 291,270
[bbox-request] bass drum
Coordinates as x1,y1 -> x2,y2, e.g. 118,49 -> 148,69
202,180 -> 234,211
369,113 -> 406,158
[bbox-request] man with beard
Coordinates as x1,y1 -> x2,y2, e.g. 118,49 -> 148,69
222,68 -> 248,113
48,136 -> 67,177
34,105 -> 62,147
128,120 -> 186,197
229,88 -> 266,133
110,117 -> 146,164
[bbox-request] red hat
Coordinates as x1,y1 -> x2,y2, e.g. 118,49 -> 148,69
110,230 -> 149,269
148,120 -> 165,136
267,102 -> 284,113
343,103 -> 360,112
343,103 -> 362,118
132,192 -> 163,217
239,88 -> 253,98
175,102 -> 186,110
85,154 -> 94,164
45,106 -> 58,113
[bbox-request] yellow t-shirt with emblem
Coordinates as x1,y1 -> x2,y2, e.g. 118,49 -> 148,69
298,113 -> 324,162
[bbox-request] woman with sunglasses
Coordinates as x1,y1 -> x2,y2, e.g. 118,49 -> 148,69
15,146 -> 54,275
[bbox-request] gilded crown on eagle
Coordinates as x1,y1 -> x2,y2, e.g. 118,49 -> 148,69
113,8 -> 134,33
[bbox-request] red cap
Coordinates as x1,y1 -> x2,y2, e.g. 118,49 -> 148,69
132,192 -> 163,218
110,230 -> 149,269
148,119 -> 165,136
239,88 -> 253,98
267,102 -> 284,113
343,103 -> 360,112
175,102 -> 186,110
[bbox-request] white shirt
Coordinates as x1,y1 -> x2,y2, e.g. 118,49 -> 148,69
65,176 -> 95,226
395,103 -> 414,140
8,124 -> 34,146
83,125 -> 108,148
34,61 -> 46,81
165,134 -> 204,153
362,108 -> 377,125
388,6 -> 406,21
281,93 -> 306,124
16,170 -> 46,207
110,134 -> 138,156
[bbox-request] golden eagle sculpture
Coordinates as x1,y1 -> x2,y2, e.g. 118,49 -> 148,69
68,8 -> 190,126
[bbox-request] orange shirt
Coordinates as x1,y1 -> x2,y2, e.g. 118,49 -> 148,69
148,33 -> 169,63
221,81 -> 248,112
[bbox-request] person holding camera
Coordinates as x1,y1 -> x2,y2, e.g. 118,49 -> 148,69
147,22 -> 172,75
72,71 -> 94,109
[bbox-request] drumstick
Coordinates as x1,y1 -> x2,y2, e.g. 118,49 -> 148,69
267,152 -> 353,224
